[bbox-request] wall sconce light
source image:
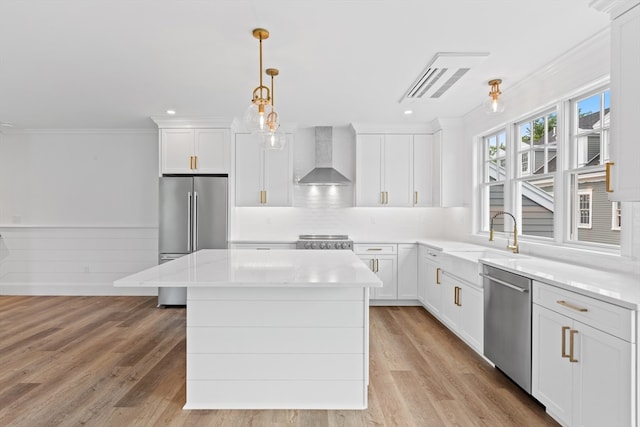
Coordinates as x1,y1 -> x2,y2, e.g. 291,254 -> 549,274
483,79 -> 505,114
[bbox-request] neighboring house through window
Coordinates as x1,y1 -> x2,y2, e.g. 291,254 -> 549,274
578,189 -> 592,229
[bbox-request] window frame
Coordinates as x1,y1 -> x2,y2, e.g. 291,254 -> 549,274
611,202 -> 621,231
577,188 -> 592,229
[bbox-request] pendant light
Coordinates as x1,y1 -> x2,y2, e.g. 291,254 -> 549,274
483,79 -> 505,114
262,67 -> 286,150
244,28 -> 272,133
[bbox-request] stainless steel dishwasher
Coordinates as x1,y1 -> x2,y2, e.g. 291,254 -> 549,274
482,264 -> 533,393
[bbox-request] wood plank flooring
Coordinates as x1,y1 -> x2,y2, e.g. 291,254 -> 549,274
0,296 -> 558,426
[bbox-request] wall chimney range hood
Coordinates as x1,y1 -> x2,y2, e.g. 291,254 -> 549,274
298,127 -> 351,186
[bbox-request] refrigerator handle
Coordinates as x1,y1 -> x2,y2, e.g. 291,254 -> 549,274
187,192 -> 192,252
193,191 -> 198,251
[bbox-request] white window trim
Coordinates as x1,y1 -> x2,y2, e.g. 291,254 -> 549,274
611,202 -> 621,231
577,188 -> 592,229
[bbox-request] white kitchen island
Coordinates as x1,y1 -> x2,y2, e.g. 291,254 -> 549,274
114,249 -> 382,410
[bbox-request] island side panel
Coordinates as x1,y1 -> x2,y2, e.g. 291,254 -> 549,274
184,286 -> 369,410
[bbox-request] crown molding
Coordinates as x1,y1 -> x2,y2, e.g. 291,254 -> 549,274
150,116 -> 233,129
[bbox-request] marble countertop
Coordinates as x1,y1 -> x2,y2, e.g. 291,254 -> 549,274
114,249 -> 383,288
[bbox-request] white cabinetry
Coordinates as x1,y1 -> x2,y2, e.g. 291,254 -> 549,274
397,244 -> 418,299
610,2 -> 640,201
235,133 -> 293,207
532,281 -> 634,427
430,118 -> 464,207
161,128 -> 229,174
354,244 -> 398,300
355,134 -> 413,207
412,134 -> 434,206
418,245 -> 443,315
439,271 -> 483,352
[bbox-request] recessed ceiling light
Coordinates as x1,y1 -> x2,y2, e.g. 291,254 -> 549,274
404,110 -> 413,115
166,110 -> 176,115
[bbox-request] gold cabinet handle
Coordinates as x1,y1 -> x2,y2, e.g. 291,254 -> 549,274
194,155 -> 198,170
370,259 -> 374,271
367,248 -> 383,251
385,191 -> 389,205
414,191 -> 418,205
569,329 -> 578,363
561,326 -> 571,358
375,258 -> 379,273
605,162 -> 614,193
189,156 -> 193,169
453,286 -> 459,306
263,190 -> 267,204
457,286 -> 462,306
381,191 -> 385,205
557,300 -> 588,313
436,267 -> 441,285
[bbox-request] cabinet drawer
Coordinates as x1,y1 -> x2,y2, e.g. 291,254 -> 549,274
533,281 -> 635,342
353,244 -> 397,255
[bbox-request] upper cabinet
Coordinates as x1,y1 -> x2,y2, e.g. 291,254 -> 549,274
235,133 -> 293,207
609,2 -> 640,201
152,117 -> 232,175
356,134 -> 413,207
160,128 -> 230,174
412,134 -> 435,207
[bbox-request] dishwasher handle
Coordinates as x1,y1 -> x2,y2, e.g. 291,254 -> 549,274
480,273 -> 529,293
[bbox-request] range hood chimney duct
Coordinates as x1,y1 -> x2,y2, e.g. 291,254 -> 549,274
298,127 -> 351,185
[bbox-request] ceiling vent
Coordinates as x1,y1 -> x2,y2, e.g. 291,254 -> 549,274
399,52 -> 489,103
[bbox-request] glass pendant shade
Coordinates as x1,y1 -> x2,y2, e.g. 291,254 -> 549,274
483,95 -> 506,114
244,101 -> 268,133
262,130 -> 286,150
483,79 -> 505,114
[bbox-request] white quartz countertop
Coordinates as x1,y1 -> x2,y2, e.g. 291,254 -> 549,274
481,257 -> 640,309
114,249 -> 383,288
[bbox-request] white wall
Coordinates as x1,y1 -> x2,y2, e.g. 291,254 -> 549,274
0,130 -> 159,295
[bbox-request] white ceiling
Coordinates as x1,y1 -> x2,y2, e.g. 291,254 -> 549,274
0,0 -> 611,130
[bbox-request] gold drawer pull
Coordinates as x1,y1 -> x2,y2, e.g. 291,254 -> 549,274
436,267 -> 441,284
561,326 -> 570,358
605,162 -> 614,193
557,300 -> 588,312
367,248 -> 383,251
569,330 -> 578,363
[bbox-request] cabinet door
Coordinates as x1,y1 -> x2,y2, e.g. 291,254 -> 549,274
610,4 -> 640,201
161,129 -> 195,174
263,141 -> 292,206
413,134 -> 433,206
423,258 -> 442,316
235,133 -> 264,206
373,256 -> 398,300
572,320 -> 632,427
457,282 -> 483,353
194,129 -> 229,174
397,244 -> 417,299
440,275 -> 461,331
356,135 -> 384,206
532,304 -> 573,427
383,134 -> 413,207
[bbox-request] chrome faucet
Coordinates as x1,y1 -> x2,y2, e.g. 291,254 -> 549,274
489,211 -> 519,254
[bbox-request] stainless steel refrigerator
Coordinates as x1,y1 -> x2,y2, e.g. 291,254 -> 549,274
158,176 -> 228,306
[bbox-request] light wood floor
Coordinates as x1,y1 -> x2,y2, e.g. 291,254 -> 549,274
0,296 -> 558,426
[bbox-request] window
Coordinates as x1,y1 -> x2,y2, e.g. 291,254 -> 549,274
480,130 -> 507,232
577,189 -> 592,229
516,111 -> 556,238
569,89 -> 619,246
612,202 -> 621,231
477,86 -> 620,250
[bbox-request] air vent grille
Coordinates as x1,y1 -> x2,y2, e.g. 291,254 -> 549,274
399,52 -> 488,103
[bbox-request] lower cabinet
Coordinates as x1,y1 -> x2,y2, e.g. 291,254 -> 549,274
440,272 -> 483,352
354,244 -> 398,301
397,244 -> 418,300
418,246 -> 443,315
532,281 -> 634,427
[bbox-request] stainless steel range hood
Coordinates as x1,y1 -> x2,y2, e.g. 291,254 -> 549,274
298,127 -> 351,186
